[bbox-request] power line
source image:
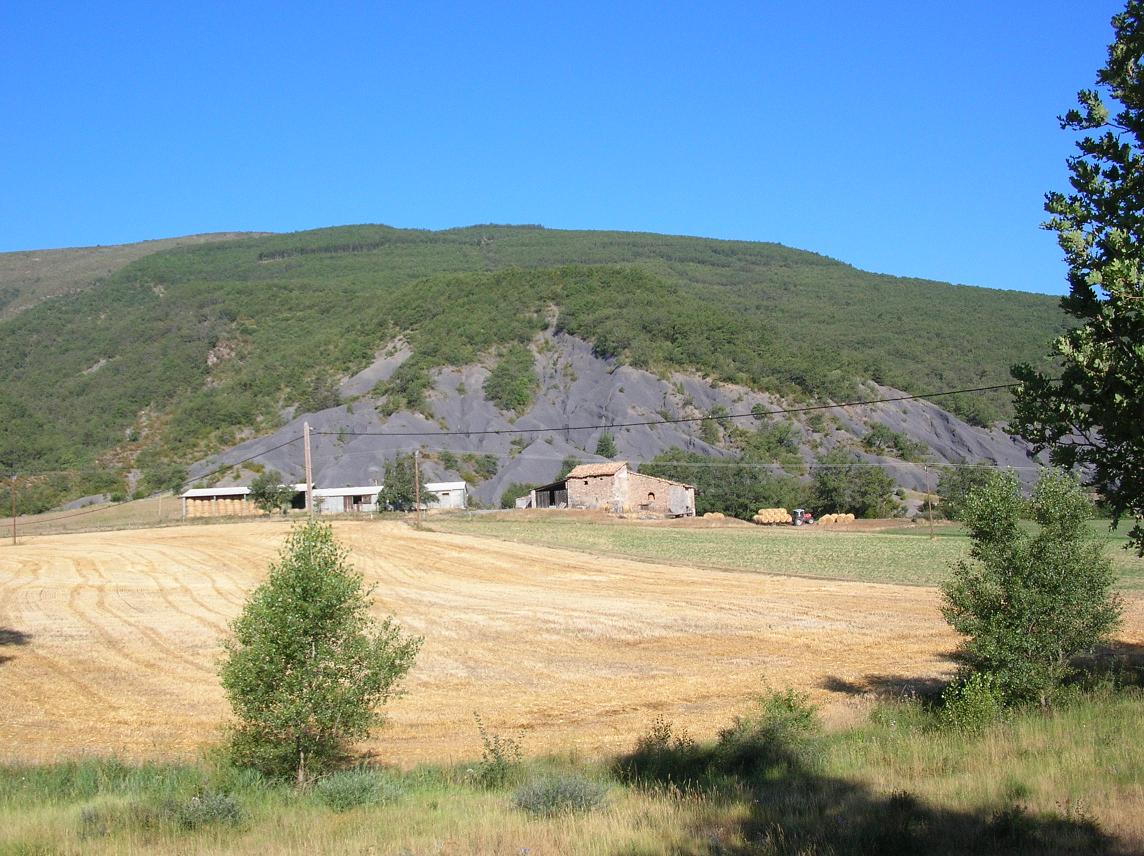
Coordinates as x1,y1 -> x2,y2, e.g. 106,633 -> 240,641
312,381 -> 1021,439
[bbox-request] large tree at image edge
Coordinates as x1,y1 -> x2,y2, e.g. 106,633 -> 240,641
1012,1 -> 1144,554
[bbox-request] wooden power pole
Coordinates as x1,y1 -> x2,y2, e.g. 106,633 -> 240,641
414,449 -> 421,527
9,475 -> 15,546
303,421 -> 314,517
926,463 -> 935,540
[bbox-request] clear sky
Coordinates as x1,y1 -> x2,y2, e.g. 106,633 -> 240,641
0,1 -> 1125,295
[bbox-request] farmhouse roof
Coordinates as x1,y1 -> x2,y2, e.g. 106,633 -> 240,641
425,481 -> 468,491
313,486 -> 379,497
181,487 -> 250,498
565,461 -> 627,479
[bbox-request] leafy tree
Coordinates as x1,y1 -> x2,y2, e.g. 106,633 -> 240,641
376,453 -> 435,511
1012,2 -> 1144,554
219,520 -> 421,782
249,469 -> 296,515
936,466 -> 994,521
499,482 -> 534,509
595,431 -> 617,458
556,456 -> 581,481
811,449 -> 896,518
483,344 -> 538,414
941,470 -> 1121,706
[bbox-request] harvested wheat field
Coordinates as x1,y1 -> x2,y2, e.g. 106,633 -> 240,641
2,520 -> 1141,768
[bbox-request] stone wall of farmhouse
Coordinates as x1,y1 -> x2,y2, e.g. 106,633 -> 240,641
626,471 -> 684,514
566,473 -> 623,510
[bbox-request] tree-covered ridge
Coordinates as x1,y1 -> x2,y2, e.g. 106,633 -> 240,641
0,225 -> 1064,481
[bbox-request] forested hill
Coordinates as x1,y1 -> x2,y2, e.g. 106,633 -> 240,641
0,224 -> 1064,496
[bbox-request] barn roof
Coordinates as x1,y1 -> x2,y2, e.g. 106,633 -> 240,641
565,461 -> 627,479
314,486 -> 379,497
425,481 -> 468,491
181,487 -> 250,498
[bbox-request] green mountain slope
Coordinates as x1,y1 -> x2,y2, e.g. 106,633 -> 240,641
0,224 -> 1065,484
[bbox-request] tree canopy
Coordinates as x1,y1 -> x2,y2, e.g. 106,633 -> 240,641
1012,1 -> 1144,554
219,520 -> 421,782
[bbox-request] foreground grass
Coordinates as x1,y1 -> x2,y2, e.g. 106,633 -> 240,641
431,516 -> 1144,590
2,688 -> 1141,855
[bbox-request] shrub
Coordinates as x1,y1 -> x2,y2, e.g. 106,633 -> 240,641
311,770 -> 404,812
472,713 -> 523,789
512,773 -> 607,817
940,671 -> 1006,733
714,688 -> 820,781
595,431 -> 618,458
941,470 -> 1122,706
616,716 -> 702,786
79,791 -> 242,838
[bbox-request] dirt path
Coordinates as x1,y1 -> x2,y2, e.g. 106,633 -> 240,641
2,520 -> 1140,767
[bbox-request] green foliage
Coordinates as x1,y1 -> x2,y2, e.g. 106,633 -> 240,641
937,466 -> 994,521
472,713 -> 523,789
247,469 -> 295,515
863,423 -> 927,462
311,770 -> 405,812
939,671 -> 1007,733
498,482 -> 533,509
641,448 -> 807,520
219,521 -> 421,782
483,343 -> 538,414
713,688 -> 821,782
594,431 -> 617,458
1012,4 -> 1144,554
79,790 -> 243,838
812,448 -> 897,518
0,226 -> 1063,502
376,453 -> 435,511
556,456 -> 581,480
941,471 -> 1123,705
512,773 -> 606,817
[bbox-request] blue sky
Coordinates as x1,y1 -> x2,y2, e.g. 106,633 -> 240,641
0,1 -> 1125,295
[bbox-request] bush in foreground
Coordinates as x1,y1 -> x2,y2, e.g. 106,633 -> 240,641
219,520 -> 422,783
941,470 -> 1122,706
512,773 -> 607,817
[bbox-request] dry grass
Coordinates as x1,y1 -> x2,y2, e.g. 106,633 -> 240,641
2,519 -> 1142,772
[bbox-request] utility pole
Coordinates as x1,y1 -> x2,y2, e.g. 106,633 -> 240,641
414,449 -> 421,528
926,463 -> 935,540
10,475 -> 16,546
303,421 -> 314,517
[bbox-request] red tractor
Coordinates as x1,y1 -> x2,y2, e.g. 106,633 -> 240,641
792,508 -> 815,526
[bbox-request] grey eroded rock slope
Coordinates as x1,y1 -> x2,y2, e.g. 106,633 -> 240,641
190,332 -> 1038,506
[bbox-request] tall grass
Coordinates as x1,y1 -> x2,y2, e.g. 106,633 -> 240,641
2,688 -> 1140,854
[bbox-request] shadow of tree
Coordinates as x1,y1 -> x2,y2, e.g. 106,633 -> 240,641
613,707 -> 1123,855
820,674 -> 947,701
0,626 -> 31,666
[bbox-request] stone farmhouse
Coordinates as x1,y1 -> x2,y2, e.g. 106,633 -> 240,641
527,461 -> 695,517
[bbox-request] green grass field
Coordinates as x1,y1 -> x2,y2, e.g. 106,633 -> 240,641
430,516 -> 1144,591
2,688 -> 1140,855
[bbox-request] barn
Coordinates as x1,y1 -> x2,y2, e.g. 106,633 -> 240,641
313,486 -> 379,514
527,461 -> 695,516
424,481 -> 469,510
180,486 -> 258,519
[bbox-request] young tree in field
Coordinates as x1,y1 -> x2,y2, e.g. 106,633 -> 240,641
248,469 -> 295,515
941,471 -> 1122,706
1012,1 -> 1144,554
220,520 -> 421,783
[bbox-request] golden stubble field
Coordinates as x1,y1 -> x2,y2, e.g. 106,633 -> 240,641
2,519 -> 1141,767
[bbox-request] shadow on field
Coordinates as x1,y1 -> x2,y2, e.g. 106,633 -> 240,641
0,626 -> 31,666
613,713 -> 1120,855
1073,640 -> 1144,689
820,674 -> 948,701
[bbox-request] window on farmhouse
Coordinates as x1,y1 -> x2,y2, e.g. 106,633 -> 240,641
648,492 -> 655,502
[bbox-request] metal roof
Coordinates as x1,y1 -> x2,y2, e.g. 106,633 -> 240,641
313,486 -> 380,497
425,481 -> 468,491
181,487 -> 251,498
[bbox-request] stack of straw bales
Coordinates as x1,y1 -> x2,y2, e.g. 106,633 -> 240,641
752,507 -> 792,525
702,511 -> 726,519
817,512 -> 856,525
